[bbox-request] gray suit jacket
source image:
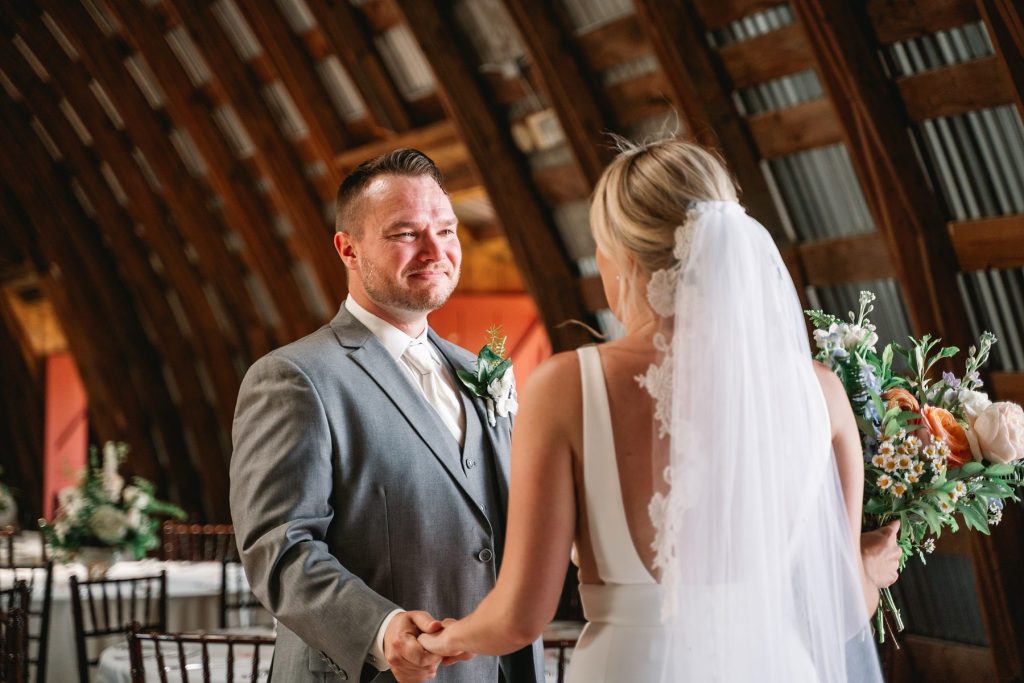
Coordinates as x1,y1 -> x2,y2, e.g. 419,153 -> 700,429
230,306 -> 543,682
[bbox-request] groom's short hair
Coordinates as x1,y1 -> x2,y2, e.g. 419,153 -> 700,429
335,148 -> 445,236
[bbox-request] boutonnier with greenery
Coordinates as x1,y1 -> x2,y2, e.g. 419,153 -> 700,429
40,441 -> 186,562
807,291 -> 1024,643
457,325 -> 518,427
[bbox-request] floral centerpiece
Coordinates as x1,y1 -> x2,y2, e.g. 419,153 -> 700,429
0,466 -> 15,527
807,292 -> 1024,641
40,441 -> 185,577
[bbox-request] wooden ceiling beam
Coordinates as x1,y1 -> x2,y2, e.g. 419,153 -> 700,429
305,0 -> 411,133
746,98 -> 845,159
791,2 -> 1024,676
691,0 -> 788,30
576,14 -> 653,73
1,7 -> 243,430
103,0 -> 317,341
866,0 -> 979,44
232,0 -> 349,170
897,56 -> 1014,121
949,215 -> 1024,270
33,0 -> 270,361
157,0 -> 344,304
0,75 -> 228,520
632,1 -> 791,245
0,102 -> 171,501
393,0 -> 594,351
501,0 -> 616,187
718,22 -> 815,89
976,0 -> 1024,122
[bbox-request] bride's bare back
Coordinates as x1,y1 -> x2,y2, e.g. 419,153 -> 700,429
568,337 -> 661,585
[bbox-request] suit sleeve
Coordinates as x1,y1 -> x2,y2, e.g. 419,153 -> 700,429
230,353 -> 399,677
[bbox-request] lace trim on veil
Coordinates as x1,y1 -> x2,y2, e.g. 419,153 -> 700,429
636,200 -> 742,617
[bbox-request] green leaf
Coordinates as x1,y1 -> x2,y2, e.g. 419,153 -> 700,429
864,498 -> 888,515
484,358 -> 512,386
478,345 -> 502,364
457,368 -> 482,393
961,503 -> 989,534
954,462 -> 985,477
986,463 -> 1016,477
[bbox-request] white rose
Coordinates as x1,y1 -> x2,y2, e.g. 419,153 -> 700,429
488,369 -> 518,417
973,402 -> 1024,464
959,390 -> 992,424
127,507 -> 144,531
122,485 -> 140,505
58,487 -> 84,518
89,505 -> 129,544
53,518 -> 70,543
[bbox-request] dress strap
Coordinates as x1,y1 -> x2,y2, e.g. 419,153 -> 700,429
577,346 -> 655,585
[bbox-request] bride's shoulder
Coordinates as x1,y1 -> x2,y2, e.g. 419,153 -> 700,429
525,349 -> 582,392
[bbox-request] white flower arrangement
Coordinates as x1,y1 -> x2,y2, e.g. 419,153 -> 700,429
457,326 -> 518,427
40,441 -> 185,561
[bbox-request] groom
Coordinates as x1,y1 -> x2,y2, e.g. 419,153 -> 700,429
230,149 -> 543,682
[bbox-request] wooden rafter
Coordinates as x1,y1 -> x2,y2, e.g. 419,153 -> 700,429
157,0 -> 345,304
0,44 -> 226,519
305,0 -> 411,133
102,0 -> 318,341
393,0 -> 594,351
1,6 -> 243,430
232,0 -> 349,169
501,0 -> 615,186
33,0 -> 271,361
632,1 -> 791,244
976,0 -> 1024,122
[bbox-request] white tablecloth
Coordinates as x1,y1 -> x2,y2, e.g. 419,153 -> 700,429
96,627 -> 275,683
1,558 -> 265,683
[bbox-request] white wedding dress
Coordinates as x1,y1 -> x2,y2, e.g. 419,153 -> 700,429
567,346 -> 668,681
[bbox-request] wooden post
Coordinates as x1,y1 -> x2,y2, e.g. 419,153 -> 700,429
976,0 -> 1024,122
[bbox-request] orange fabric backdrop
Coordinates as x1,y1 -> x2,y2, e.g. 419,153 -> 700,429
43,353 -> 88,518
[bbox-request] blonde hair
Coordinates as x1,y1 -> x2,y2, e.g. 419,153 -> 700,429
590,138 -> 738,318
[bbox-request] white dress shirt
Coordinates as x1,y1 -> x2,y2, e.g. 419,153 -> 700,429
344,296 -> 466,670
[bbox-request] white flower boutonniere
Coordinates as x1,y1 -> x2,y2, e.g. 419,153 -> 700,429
457,326 -> 518,427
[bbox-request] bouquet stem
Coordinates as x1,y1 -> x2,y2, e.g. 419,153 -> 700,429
875,587 -> 905,643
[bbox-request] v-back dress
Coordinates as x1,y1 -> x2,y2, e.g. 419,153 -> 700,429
567,346 -> 668,682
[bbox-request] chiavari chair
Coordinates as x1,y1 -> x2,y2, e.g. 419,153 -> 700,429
69,571 -> 167,683
127,625 -> 275,683
0,581 -> 28,683
161,523 -> 237,562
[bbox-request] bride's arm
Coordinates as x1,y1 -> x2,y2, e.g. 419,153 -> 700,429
815,362 -> 884,614
422,352 -> 580,656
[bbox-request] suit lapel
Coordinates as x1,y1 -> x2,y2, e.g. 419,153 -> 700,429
430,331 -> 512,508
330,308 -> 486,519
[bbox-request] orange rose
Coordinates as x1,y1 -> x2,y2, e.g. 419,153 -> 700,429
922,406 -> 972,468
882,388 -> 920,413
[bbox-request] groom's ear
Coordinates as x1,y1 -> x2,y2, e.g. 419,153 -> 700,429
334,231 -> 358,269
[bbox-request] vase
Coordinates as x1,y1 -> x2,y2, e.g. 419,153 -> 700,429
76,546 -> 122,580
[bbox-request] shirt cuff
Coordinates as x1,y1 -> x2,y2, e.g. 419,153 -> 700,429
368,609 -> 404,671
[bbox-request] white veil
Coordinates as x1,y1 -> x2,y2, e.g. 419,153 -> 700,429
644,201 -> 882,682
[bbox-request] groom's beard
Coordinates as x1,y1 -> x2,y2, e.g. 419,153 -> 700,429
360,258 -> 460,312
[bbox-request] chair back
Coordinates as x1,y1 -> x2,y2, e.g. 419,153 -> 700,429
127,625 -> 275,683
218,560 -> 268,630
69,571 -> 167,683
0,581 -> 28,683
0,563 -> 52,683
161,523 -> 237,562
0,529 -> 46,567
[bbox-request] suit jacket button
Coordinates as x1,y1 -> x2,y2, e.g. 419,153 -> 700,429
466,459 -> 477,469
477,548 -> 493,562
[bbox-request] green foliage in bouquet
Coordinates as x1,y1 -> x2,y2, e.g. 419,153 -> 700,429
39,441 -> 186,561
807,292 -> 1024,641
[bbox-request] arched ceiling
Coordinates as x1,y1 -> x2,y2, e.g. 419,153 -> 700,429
0,0 -> 1021,522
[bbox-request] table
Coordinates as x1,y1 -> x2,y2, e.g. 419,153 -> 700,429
1,558 -> 269,683
96,627 -> 275,683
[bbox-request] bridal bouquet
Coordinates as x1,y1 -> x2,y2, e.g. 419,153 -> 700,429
806,292 -> 1024,642
40,441 -> 186,562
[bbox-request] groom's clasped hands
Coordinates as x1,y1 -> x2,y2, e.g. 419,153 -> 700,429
384,611 -> 470,683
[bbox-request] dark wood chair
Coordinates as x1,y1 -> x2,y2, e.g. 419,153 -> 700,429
127,625 -> 275,683
161,522 -> 237,562
0,581 -> 28,683
218,559 -> 265,630
69,571 -> 167,683
0,562 -> 52,683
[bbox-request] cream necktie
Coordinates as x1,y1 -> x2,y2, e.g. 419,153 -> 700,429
403,341 -> 464,443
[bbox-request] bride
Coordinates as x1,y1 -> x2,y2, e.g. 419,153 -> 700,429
420,139 -> 898,681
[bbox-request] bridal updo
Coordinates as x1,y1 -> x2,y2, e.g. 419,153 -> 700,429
590,138 -> 738,319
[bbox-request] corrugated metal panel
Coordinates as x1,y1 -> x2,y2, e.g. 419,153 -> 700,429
960,270 -> 1024,371
453,0 -> 525,65
708,5 -> 795,48
375,25 -> 436,100
766,145 -> 876,240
